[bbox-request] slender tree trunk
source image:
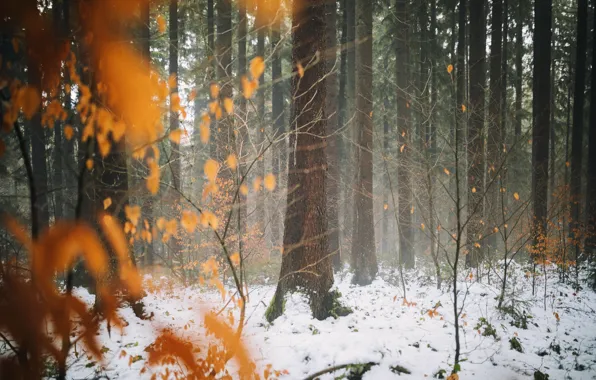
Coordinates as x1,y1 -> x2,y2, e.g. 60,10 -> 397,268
344,0 -> 356,251
338,0 -> 348,251
270,0 -> 285,254
396,0 -> 414,269
267,0 -> 333,322
208,0 -> 217,158
569,0 -> 588,286
586,0 -> 596,268
514,0 -> 523,182
487,0 -> 503,254
466,0 -> 486,268
531,0 -> 552,283
169,0 -> 182,258
238,0 -> 249,256
350,0 -> 377,284
325,0 -> 341,271
53,0 -> 64,222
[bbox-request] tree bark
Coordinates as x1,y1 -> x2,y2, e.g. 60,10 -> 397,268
466,0 -> 486,268
531,0 -> 552,266
586,0 -> 596,265
569,0 -> 588,282
396,0 -> 414,269
325,0 -> 341,271
267,0 -> 333,322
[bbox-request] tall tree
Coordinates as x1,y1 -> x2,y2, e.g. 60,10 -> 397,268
270,0 -> 285,251
586,0 -> 596,268
350,0 -> 377,284
255,0 -> 266,238
396,0 -> 413,269
237,0 -> 248,254
169,0 -> 181,256
569,0 -> 588,283
531,0 -> 552,269
487,0 -> 503,252
52,0 -> 64,222
267,0 -> 333,322
343,0 -> 356,247
325,0 -> 341,271
466,0 -> 486,268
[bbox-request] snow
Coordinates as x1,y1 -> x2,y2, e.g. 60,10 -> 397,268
67,265 -> 596,379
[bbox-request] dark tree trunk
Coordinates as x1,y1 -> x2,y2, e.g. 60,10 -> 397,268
52,0 -> 64,222
344,0 -> 356,251
325,0 -> 341,271
466,0 -> 486,268
350,0 -> 377,284
456,0 -> 466,144
569,0 -> 588,281
531,0 -> 552,266
586,0 -> 596,265
430,0 -> 437,152
267,0 -> 333,322
270,0 -> 285,253
487,0 -> 503,253
396,0 -> 413,269
514,0 -> 523,182
254,0 -> 267,243
338,0 -> 348,252
208,0 -> 217,158
27,18 -> 49,238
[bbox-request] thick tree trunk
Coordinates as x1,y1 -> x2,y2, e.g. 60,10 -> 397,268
350,0 -> 377,284
396,0 -> 413,269
466,0 -> 486,268
344,0 -> 356,252
531,0 -> 552,269
569,0 -> 587,283
325,0 -> 341,271
267,0 -> 333,322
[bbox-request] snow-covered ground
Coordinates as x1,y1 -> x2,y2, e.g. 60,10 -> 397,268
68,265 -> 596,379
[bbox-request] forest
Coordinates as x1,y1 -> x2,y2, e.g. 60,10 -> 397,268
0,0 -> 596,378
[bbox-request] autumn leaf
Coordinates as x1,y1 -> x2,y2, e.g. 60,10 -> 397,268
223,97 -> 233,114
472,187 -> 477,193
210,83 -> 219,99
204,159 -> 219,183
169,129 -> 183,144
253,176 -> 262,191
157,15 -> 166,33
200,124 -> 210,144
264,173 -> 276,191
250,56 -> 265,79
461,104 -> 467,112
383,204 -> 388,210
103,197 -> 112,210
230,252 -> 240,266
181,211 -> 198,233
513,192 -> 520,201
241,75 -> 258,99
297,62 -> 305,78
86,159 -> 94,170
444,168 -> 450,176
226,154 -> 238,170
239,183 -> 248,196
553,312 -> 560,322
18,86 -> 41,119
447,64 -> 454,74
125,205 -> 141,226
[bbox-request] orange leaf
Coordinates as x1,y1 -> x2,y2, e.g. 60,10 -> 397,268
103,197 -> 112,210
19,86 -> 41,119
157,15 -> 166,33
223,97 -> 233,115
250,56 -> 265,79
513,192 -> 520,201
204,159 -> 219,183
86,159 -> 94,170
125,205 -> 141,226
169,129 -> 183,144
447,64 -> 454,74
297,62 -> 304,78
181,210 -> 198,233
210,83 -> 220,99
226,154 -> 238,170
264,173 -> 276,191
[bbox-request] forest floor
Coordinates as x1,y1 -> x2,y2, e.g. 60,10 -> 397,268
68,264 -> 596,379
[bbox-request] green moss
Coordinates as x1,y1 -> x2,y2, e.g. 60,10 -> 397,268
534,370 -> 549,380
325,290 -> 353,319
265,294 -> 285,323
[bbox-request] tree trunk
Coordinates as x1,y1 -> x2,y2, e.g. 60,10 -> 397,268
487,0 -> 503,253
325,0 -> 341,271
586,0 -> 596,266
466,0 -> 486,268
569,0 -> 588,284
27,19 -> 49,238
169,0 -> 182,258
531,0 -> 552,269
350,0 -> 377,284
344,0 -> 356,252
396,0 -> 414,269
270,0 -> 285,254
238,0 -> 249,256
266,0 -> 333,322
208,0 -> 217,158
255,0 -> 267,243
52,0 -> 64,222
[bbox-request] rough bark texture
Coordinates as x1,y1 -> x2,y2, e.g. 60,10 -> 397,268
531,0 -> 552,258
343,0 -> 356,251
237,0 -> 248,255
267,0 -> 333,322
396,0 -> 414,269
569,0 -> 587,267
350,0 -> 377,284
466,0 -> 486,268
255,0 -> 267,242
586,0 -> 596,261
271,0 -> 285,253
486,0 -> 503,253
325,0 -> 341,271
